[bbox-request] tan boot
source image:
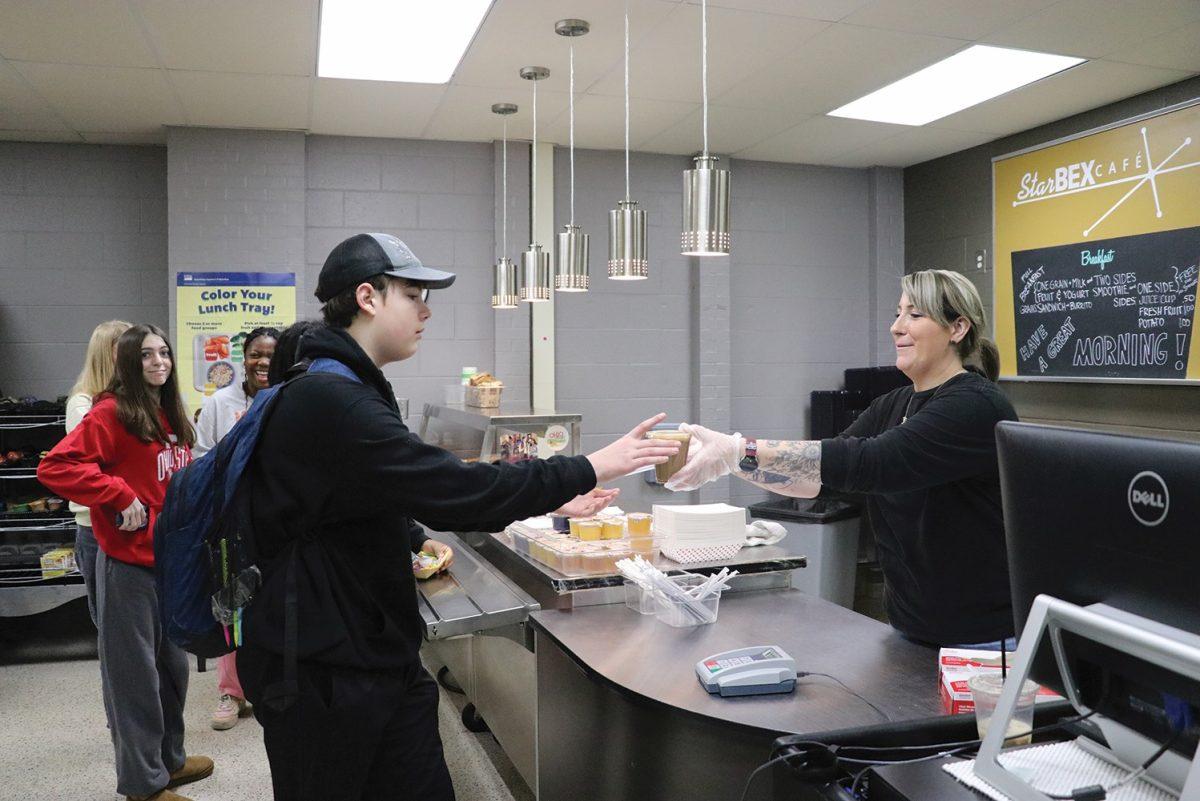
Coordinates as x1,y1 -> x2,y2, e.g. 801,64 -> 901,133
165,755 -> 214,789
126,789 -> 194,801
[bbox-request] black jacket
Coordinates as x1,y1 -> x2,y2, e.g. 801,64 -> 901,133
821,371 -> 1018,646
244,326 -> 596,670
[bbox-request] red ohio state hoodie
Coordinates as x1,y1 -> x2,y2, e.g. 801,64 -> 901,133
38,396 -> 191,567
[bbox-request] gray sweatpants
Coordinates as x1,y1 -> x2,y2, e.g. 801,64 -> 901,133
96,550 -> 189,797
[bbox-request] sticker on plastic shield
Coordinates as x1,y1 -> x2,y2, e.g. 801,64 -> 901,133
543,425 -> 570,453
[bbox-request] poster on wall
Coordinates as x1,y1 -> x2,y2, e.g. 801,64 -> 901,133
175,272 -> 295,412
993,99 -> 1200,383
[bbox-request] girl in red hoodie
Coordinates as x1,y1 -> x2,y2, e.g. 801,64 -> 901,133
39,324 -> 213,801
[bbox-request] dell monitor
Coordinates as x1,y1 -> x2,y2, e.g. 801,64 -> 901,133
996,421 -> 1200,786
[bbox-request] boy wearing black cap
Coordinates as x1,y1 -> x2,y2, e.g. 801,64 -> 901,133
236,233 -> 677,801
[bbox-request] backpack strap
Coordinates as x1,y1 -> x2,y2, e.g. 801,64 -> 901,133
261,356 -> 361,712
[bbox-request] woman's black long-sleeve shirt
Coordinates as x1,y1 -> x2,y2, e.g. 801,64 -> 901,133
820,371 -> 1018,646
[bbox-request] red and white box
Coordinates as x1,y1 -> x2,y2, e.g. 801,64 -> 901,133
938,648 -> 1060,715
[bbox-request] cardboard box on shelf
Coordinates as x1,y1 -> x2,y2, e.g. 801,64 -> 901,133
40,547 -> 76,580
938,647 -> 1060,715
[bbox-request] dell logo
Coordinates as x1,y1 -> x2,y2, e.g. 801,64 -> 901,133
1128,471 -> 1170,527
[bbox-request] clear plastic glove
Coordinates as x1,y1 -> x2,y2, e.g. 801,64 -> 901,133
664,424 -> 744,492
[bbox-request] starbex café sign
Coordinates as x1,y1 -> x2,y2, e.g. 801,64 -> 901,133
1014,150 -> 1153,204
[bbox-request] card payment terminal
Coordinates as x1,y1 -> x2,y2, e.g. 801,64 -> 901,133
695,646 -> 797,697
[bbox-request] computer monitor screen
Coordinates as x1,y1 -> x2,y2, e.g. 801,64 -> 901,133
996,421 -> 1200,759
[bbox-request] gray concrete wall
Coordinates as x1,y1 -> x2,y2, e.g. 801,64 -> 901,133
0,143 -> 167,398
552,149 -> 902,510
304,136 -> 496,433
552,148 -> 694,510
905,76 -> 1200,441
728,161 -> 903,509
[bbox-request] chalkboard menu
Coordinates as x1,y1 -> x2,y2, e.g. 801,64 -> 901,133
1011,228 -> 1198,379
994,99 -> 1200,383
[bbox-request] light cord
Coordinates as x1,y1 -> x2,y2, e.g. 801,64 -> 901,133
624,4 -> 630,201
502,117 -> 508,256
531,78 -> 538,244
569,43 -> 575,226
701,0 -> 709,157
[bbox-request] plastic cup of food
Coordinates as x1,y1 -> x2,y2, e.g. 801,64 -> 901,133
647,431 -> 691,483
575,520 -> 603,541
568,517 -> 589,538
550,513 -> 570,532
969,674 -> 1038,747
627,513 -> 652,536
601,516 -> 625,540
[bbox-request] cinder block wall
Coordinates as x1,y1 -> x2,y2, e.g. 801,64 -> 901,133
305,136 -> 496,432
0,143 -> 167,399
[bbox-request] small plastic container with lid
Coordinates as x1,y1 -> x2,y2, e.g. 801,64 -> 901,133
575,519 -> 603,541
601,516 -> 625,540
626,513 -> 652,537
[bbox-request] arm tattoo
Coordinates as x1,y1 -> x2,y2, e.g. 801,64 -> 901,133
743,469 -> 795,488
761,439 -> 822,484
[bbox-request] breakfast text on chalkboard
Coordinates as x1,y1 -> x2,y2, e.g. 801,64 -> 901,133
1011,226 -> 1198,379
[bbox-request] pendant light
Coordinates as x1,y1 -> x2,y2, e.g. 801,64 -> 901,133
681,0 -> 730,257
609,4 -> 647,280
554,19 -> 590,292
491,102 -> 519,309
519,66 -> 551,302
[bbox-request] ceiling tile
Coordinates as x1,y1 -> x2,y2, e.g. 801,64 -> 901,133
588,4 -> 832,102
170,71 -> 310,130
540,94 -> 697,151
133,0 -> 317,75
983,0 -> 1200,58
311,79 -> 446,139
931,60 -> 1193,135
701,0 -> 874,21
735,115 -> 907,164
450,0 -> 678,92
0,58 -> 71,131
422,84 -> 569,143
1104,21 -> 1200,72
638,104 -> 813,155
12,62 -> 184,134
0,0 -> 157,67
842,0 -> 1056,40
713,23 -> 967,115
835,127 -> 996,168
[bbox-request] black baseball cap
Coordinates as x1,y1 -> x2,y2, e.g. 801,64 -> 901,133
315,233 -> 457,302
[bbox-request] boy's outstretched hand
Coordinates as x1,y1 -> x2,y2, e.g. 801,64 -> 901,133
585,413 -> 680,484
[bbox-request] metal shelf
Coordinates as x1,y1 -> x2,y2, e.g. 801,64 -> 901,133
0,416 -> 66,430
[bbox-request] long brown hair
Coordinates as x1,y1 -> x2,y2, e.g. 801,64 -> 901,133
107,324 -> 196,447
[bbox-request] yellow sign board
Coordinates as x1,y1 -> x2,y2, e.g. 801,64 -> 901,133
993,100 -> 1200,382
175,272 -> 296,413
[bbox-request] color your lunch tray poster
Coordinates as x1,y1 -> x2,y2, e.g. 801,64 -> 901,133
176,272 -> 295,412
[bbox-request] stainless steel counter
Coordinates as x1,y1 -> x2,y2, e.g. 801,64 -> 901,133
459,527 -> 808,610
415,532 -> 538,640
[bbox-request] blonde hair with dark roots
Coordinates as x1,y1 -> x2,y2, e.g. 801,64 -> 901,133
70,320 -> 133,398
901,269 -> 1000,382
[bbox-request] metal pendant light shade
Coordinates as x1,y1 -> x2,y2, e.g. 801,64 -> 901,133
492,257 -> 519,308
491,102 -> 519,310
681,0 -> 731,257
608,200 -> 647,280
555,225 -> 589,291
520,244 -> 551,302
682,155 -> 730,256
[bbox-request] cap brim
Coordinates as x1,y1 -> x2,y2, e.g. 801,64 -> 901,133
383,265 -> 456,289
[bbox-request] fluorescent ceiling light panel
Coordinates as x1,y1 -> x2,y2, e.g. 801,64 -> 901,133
828,45 -> 1085,126
318,0 -> 493,83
